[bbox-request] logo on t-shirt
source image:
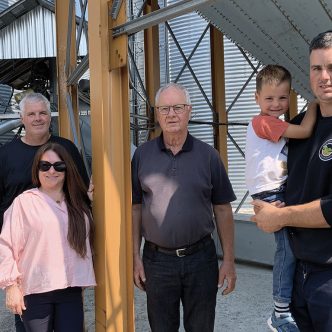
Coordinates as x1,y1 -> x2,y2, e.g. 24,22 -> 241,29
319,139 -> 332,161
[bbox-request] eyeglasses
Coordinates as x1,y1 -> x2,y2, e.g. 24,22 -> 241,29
38,161 -> 66,172
156,104 -> 189,115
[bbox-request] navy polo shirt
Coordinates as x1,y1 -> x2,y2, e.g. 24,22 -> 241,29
131,133 -> 236,248
286,111 -> 332,265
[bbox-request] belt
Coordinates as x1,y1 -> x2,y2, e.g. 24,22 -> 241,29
145,234 -> 212,257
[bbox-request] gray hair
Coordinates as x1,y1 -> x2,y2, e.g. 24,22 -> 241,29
19,93 -> 51,115
155,83 -> 191,106
309,30 -> 332,54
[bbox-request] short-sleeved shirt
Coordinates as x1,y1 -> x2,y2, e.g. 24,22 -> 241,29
0,136 -> 89,231
245,115 -> 289,195
252,115 -> 289,143
132,133 -> 236,248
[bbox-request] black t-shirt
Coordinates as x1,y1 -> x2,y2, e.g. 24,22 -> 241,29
0,136 -> 89,230
286,110 -> 332,265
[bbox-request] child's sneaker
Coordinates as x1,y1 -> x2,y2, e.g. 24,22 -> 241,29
267,310 -> 299,331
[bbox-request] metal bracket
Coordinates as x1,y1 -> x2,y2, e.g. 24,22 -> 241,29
108,0 -> 127,70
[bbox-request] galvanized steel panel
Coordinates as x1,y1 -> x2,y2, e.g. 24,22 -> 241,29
165,6 -> 249,210
135,0 -> 315,212
165,3 -> 310,212
198,0 -> 332,101
0,5 -> 87,59
167,5 -> 214,146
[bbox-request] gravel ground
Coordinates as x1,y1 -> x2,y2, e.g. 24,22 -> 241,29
0,263 -> 274,331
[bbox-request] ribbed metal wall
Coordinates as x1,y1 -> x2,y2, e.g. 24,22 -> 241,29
164,5 -> 308,213
165,1 -> 252,210
130,0 -> 310,213
167,3 -> 214,145
224,40 -> 259,212
0,5 -> 87,59
0,6 -> 56,58
165,9 -> 257,210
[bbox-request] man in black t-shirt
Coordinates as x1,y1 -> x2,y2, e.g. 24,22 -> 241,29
252,30 -> 332,331
0,92 -> 89,332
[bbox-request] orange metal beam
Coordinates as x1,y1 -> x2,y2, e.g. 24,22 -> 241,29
210,26 -> 228,169
289,89 -> 298,120
88,0 -> 133,331
55,0 -> 78,140
144,0 -> 161,139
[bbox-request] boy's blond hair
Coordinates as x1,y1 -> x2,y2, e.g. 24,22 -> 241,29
256,64 -> 292,92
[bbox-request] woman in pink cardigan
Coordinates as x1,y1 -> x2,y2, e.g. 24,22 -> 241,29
0,142 -> 95,331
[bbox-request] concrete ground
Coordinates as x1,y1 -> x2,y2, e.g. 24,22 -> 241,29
0,263 -> 274,331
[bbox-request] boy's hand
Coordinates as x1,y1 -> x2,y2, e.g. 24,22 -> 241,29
250,200 -> 283,233
270,200 -> 285,208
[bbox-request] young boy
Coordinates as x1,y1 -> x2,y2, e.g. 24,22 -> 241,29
245,64 -> 316,332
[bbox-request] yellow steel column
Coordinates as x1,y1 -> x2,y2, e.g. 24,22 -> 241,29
144,0 -> 160,139
55,0 -> 78,139
210,26 -> 228,169
88,0 -> 133,331
289,90 -> 298,120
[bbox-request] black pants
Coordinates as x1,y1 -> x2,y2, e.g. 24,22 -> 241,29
291,261 -> 332,332
15,314 -> 26,332
143,239 -> 218,332
22,287 -> 83,332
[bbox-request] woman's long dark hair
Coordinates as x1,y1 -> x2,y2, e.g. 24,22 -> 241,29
32,142 -> 94,258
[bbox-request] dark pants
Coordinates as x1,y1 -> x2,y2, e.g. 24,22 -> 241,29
291,261 -> 332,332
15,314 -> 26,332
22,287 -> 83,332
143,239 -> 219,332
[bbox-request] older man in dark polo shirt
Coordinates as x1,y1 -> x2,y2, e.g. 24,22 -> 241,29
132,83 -> 236,331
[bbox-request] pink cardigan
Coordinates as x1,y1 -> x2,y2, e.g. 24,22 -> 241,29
0,188 -> 96,296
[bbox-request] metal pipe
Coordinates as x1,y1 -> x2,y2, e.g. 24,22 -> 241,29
112,0 -> 214,37
0,119 -> 22,136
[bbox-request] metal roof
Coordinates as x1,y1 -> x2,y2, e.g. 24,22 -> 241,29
0,0 -> 54,28
0,1 -> 87,59
197,0 -> 332,100
0,0 -> 20,14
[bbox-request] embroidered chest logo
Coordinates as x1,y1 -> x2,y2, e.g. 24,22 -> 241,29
319,139 -> 332,161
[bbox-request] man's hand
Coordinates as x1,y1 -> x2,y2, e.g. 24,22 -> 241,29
218,261 -> 236,295
133,255 -> 146,291
6,284 -> 26,316
250,200 -> 283,233
87,175 -> 94,202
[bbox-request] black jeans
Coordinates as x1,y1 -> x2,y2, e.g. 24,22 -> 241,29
15,314 -> 26,332
143,239 -> 219,332
291,261 -> 332,332
22,287 -> 83,332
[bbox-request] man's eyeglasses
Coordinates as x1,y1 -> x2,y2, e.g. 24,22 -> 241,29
156,104 -> 189,115
38,161 -> 67,172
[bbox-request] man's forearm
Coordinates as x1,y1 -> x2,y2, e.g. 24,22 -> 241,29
251,199 -> 330,233
213,204 -> 235,262
132,204 -> 143,257
281,200 -> 329,228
